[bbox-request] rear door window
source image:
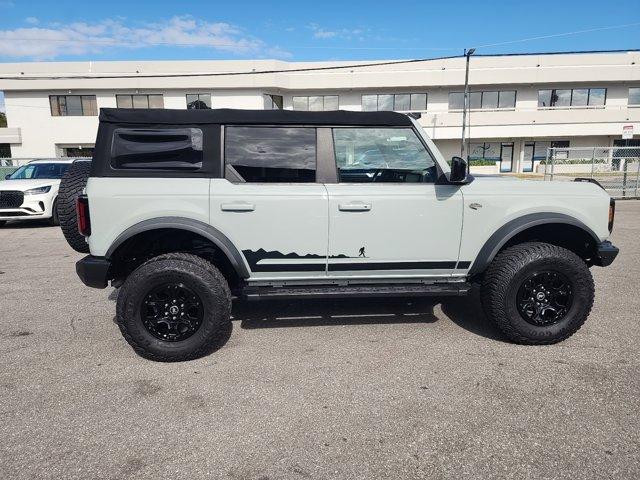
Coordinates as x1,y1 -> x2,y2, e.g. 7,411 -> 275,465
224,126 -> 316,182
111,128 -> 203,170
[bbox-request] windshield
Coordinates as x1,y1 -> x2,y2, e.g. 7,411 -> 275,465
8,163 -> 70,180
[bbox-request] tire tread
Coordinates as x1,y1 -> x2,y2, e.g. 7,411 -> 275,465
481,242 -> 594,345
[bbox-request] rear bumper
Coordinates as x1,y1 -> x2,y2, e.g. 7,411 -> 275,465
594,241 -> 619,267
76,255 -> 111,288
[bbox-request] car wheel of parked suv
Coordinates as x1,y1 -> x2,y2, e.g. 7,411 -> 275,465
48,198 -> 60,226
116,253 -> 232,362
481,242 -> 595,345
58,160 -> 91,253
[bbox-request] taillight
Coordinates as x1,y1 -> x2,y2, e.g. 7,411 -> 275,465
76,195 -> 91,236
608,198 -> 615,233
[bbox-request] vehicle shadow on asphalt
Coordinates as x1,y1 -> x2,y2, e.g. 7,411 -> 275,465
0,221 -> 55,229
233,292 -> 507,342
108,289 -> 507,343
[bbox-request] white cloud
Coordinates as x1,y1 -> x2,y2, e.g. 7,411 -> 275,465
309,23 -> 366,40
25,17 -> 39,25
0,15 -> 291,60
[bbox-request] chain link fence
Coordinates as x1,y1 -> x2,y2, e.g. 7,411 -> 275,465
542,146 -> 640,199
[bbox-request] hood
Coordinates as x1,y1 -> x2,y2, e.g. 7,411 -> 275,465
0,178 -> 61,191
465,175 -> 609,198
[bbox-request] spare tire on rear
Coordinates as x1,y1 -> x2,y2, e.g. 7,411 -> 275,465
58,160 -> 92,253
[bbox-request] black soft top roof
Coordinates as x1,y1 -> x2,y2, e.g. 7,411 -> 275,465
99,108 -> 413,127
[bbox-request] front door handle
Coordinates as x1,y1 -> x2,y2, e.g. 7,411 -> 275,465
221,202 -> 255,212
338,202 -> 372,212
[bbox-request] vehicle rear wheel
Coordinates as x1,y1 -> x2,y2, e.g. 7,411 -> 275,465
116,253 -> 232,361
481,242 -> 594,345
48,198 -> 59,226
58,160 -> 91,253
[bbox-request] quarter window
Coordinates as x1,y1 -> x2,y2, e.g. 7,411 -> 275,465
186,93 -> 211,109
224,127 -> 316,183
292,95 -> 339,111
362,93 -> 428,112
50,95 -> 97,116
111,128 -> 203,170
538,88 -> 606,108
116,94 -> 164,109
332,128 -> 437,183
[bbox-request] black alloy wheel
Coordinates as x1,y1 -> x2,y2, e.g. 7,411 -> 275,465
141,283 -> 204,342
516,271 -> 573,326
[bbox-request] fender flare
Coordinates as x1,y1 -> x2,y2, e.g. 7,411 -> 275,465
105,216 -> 250,278
468,212 -> 600,274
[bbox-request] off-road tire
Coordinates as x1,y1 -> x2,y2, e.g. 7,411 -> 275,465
481,242 -> 594,345
58,160 -> 91,253
48,198 -> 59,226
116,253 -> 232,362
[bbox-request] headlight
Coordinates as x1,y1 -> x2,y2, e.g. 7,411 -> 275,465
24,186 -> 51,195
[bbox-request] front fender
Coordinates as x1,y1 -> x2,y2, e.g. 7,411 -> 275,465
468,212 -> 600,274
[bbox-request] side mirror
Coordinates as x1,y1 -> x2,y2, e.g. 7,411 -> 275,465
449,156 -> 468,183
5,174 -> 10,180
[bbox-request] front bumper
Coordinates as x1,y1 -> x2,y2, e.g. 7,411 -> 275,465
594,241 -> 619,267
76,255 -> 111,289
0,193 -> 54,221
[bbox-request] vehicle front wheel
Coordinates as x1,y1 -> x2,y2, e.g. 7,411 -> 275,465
116,253 -> 232,361
481,242 -> 594,345
48,198 -> 59,226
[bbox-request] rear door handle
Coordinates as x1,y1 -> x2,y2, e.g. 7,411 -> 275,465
338,202 -> 372,212
221,202 -> 255,212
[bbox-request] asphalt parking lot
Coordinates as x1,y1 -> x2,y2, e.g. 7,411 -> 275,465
1,202 -> 639,480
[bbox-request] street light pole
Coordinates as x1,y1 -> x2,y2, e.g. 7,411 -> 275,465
460,48 -> 475,159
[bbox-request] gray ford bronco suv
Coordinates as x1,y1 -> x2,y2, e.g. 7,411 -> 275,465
58,108 -> 618,361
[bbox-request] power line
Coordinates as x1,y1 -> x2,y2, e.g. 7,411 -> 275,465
0,36 -> 460,51
475,22 -> 640,49
0,56 -> 459,80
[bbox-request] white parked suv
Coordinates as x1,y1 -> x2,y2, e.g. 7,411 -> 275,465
0,158 -> 75,226
58,108 -> 619,361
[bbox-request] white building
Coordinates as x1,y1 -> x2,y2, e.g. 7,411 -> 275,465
0,49 -> 638,173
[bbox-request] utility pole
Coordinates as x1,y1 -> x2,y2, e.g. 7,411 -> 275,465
460,48 -> 475,159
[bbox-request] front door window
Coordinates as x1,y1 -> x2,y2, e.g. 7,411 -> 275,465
332,127 -> 438,183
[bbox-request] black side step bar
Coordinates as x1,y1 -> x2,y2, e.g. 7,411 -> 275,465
242,282 -> 471,301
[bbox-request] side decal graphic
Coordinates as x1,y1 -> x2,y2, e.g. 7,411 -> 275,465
242,249 -> 473,273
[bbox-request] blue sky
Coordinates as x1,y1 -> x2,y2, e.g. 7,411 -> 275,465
0,0 -> 639,111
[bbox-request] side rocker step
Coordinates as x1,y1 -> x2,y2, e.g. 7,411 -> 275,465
242,282 -> 471,300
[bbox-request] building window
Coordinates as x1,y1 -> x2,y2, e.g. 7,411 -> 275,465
60,146 -> 95,158
538,88 -> 606,108
186,93 -> 211,110
224,127 -> 316,182
116,94 -> 164,109
362,93 -> 428,112
628,88 -> 640,106
0,144 -> 11,158
448,90 -> 516,111
49,95 -> 97,116
264,94 -> 283,110
292,95 -> 339,111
